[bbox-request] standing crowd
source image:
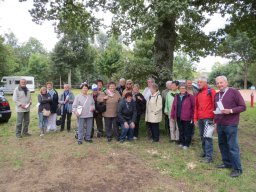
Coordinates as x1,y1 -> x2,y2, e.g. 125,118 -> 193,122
12,75 -> 246,177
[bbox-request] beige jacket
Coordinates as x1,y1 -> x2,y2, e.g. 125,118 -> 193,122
13,86 -> 31,112
145,91 -> 162,123
97,91 -> 121,117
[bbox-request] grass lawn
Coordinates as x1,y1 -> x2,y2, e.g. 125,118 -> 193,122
0,89 -> 255,192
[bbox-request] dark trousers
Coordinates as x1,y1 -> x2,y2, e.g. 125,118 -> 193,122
164,114 -> 170,136
177,118 -> 193,147
148,122 -> 159,142
61,109 -> 72,131
104,117 -> 119,140
134,115 -> 141,138
95,112 -> 103,133
217,124 -> 242,171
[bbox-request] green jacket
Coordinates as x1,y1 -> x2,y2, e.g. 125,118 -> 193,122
164,90 -> 180,118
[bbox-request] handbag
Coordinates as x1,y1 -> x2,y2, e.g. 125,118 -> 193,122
96,101 -> 106,113
42,108 -> 51,117
203,120 -> 214,138
76,96 -> 88,116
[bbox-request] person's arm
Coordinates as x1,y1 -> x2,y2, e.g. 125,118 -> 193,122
190,95 -> 195,120
13,88 -> 22,107
232,90 -> 246,113
117,101 -> 126,124
72,95 -> 79,112
194,95 -> 198,122
38,94 -> 42,104
211,88 -> 217,111
68,92 -> 75,104
171,96 -> 177,119
131,101 -> 137,123
90,96 -> 95,111
164,93 -> 169,114
155,95 -> 162,114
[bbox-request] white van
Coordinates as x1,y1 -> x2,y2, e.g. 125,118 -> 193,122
0,76 -> 35,94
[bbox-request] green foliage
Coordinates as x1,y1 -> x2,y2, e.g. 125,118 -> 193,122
96,36 -> 123,79
218,31 -> 256,89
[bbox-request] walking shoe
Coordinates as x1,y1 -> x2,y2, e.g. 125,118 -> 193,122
23,133 -> 31,137
78,141 -> 83,145
183,146 -> 188,150
201,158 -> 213,164
119,140 -> 125,143
133,136 -> 138,140
216,164 -> 232,169
40,133 -> 45,137
178,144 -> 183,148
200,153 -> 206,158
230,169 -> 242,178
16,135 -> 22,138
107,138 -> 112,142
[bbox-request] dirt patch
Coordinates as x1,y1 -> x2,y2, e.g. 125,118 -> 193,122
0,134 -> 186,192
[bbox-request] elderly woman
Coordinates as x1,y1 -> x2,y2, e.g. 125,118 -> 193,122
132,84 -> 146,139
171,84 -> 195,149
145,83 -> 162,142
58,84 -> 75,132
117,92 -> 137,143
38,87 -> 52,137
73,83 -> 95,145
97,82 -> 121,142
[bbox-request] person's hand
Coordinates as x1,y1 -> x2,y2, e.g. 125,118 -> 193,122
75,112 -> 80,117
124,122 -> 129,129
170,118 -> 174,122
103,96 -> 108,100
194,120 -> 198,127
165,112 -> 168,115
20,104 -> 26,109
221,109 -> 231,114
137,96 -> 142,100
90,107 -> 94,112
130,122 -> 135,128
214,124 -> 217,133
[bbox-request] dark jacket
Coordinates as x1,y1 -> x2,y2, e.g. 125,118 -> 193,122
48,89 -> 59,113
116,85 -> 125,97
38,94 -> 52,112
133,92 -> 146,115
171,93 -> 195,121
117,99 -> 137,124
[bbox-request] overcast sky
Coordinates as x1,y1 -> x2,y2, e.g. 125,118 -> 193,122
0,0 -> 229,72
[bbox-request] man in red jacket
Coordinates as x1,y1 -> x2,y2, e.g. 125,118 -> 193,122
194,77 -> 216,163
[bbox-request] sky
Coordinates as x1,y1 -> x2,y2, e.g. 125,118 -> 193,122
0,0 -> 229,72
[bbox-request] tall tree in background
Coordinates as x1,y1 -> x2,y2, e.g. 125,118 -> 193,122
218,31 -> 256,89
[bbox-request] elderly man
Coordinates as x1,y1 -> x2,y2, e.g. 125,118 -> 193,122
214,76 -> 246,177
116,78 -> 126,96
13,79 -> 32,138
194,77 -> 216,163
186,79 -> 198,96
162,81 -> 172,136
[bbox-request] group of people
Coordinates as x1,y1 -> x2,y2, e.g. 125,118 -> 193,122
13,75 -> 246,177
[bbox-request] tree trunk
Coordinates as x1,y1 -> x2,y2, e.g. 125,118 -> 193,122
154,16 -> 177,87
68,69 -> 72,88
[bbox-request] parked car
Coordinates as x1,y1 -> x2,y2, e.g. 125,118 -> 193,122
0,90 -> 11,123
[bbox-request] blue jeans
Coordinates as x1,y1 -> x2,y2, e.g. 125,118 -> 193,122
38,112 -> 48,129
217,124 -> 242,171
198,119 -> 213,160
120,122 -> 134,141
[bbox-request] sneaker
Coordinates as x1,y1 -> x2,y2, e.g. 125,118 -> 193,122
230,169 -> 242,177
133,136 -> 138,140
23,133 -> 31,137
183,146 -> 188,150
178,144 -> 183,148
40,133 -> 45,137
119,140 -> 125,143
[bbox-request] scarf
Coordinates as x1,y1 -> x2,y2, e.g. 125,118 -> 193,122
19,86 -> 28,96
48,89 -> 55,98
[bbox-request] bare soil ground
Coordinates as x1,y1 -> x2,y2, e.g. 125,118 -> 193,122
0,133 -> 186,192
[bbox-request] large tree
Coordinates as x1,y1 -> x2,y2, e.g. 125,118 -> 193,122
218,31 -> 256,89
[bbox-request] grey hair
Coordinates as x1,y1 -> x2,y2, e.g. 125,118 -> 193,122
147,77 -> 155,83
166,81 -> 172,86
197,76 -> 208,82
119,78 -> 126,82
64,84 -> 70,88
215,75 -> 228,82
20,78 -> 27,82
151,83 -> 159,91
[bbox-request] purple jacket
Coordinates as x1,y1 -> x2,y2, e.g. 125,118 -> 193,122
214,87 -> 246,125
171,93 -> 195,121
